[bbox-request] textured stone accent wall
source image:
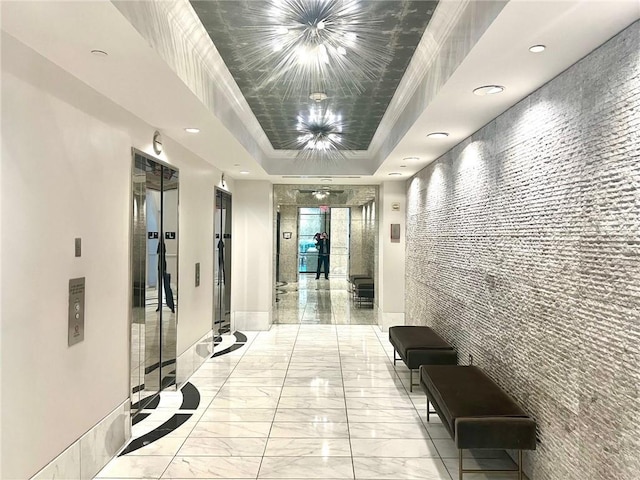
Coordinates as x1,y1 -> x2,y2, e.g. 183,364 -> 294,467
330,208 -> 350,277
349,207 -> 366,275
278,205 -> 298,283
350,203 -> 378,279
363,200 -> 379,300
406,22 -> 639,480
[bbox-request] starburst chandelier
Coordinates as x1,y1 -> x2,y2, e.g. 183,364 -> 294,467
240,0 -> 391,98
292,105 -> 349,161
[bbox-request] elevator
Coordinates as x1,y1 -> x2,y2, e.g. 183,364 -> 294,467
214,189 -> 232,335
130,149 -> 179,416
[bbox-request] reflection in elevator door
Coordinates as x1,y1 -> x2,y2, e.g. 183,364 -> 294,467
214,189 -> 232,335
130,150 -> 179,418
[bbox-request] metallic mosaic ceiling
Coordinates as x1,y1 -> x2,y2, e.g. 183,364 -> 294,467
274,184 -> 378,206
190,0 -> 439,151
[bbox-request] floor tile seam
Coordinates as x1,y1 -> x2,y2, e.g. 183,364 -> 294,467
213,332 -> 261,396
335,325 -> 356,480
257,324 -> 301,479
169,333 -> 259,470
373,332 -> 448,475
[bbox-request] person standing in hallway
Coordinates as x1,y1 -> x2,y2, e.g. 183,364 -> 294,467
315,231 -> 330,279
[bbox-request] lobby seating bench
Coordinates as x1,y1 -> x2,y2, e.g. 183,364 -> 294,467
388,326 -> 457,391
349,274 -> 371,297
420,364 -> 537,480
353,278 -> 374,307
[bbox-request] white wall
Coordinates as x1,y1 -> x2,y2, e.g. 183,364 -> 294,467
1,33 -> 222,478
231,181 -> 273,330
377,181 -> 407,330
167,141 -> 219,356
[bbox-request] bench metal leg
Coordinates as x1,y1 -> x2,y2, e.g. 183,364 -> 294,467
409,369 -> 413,392
393,349 -> 397,366
458,448 -> 524,479
519,449 -> 523,480
425,399 -> 437,422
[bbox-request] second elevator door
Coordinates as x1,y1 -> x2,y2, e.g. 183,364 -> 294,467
214,189 -> 232,335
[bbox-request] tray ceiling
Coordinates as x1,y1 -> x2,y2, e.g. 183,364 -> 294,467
190,0 -> 439,151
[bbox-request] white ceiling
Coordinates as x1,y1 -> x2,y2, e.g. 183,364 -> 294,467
2,0 -> 638,186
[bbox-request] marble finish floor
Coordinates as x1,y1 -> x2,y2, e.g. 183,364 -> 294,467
97,325 -> 521,479
275,276 -> 377,325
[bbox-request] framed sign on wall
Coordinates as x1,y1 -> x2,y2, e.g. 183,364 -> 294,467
390,224 -> 400,243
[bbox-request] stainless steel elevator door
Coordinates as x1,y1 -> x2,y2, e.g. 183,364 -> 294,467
214,189 -> 231,336
130,150 -> 179,417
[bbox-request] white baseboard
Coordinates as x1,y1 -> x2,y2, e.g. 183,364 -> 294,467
377,310 -> 405,332
176,329 -> 214,386
31,400 -> 130,480
232,311 -> 272,331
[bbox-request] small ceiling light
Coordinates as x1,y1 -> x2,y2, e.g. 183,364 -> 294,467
184,128 -> 200,133
313,190 -> 330,199
529,44 -> 546,53
403,157 -> 419,162
427,132 -> 449,139
91,49 -> 108,57
473,85 -> 505,96
388,172 -> 402,176
320,178 -> 332,182
240,170 -> 250,175
309,92 -> 328,102
336,46 -> 347,56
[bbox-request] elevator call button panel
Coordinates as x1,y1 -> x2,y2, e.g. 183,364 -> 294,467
68,277 -> 85,346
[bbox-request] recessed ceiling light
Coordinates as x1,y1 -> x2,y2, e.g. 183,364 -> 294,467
473,85 -> 505,96
388,172 -> 402,176
529,44 -> 546,53
91,49 -> 108,57
240,170 -> 250,175
403,157 -> 420,162
427,132 -> 449,139
309,92 -> 328,102
184,128 -> 200,133
320,178 -> 332,182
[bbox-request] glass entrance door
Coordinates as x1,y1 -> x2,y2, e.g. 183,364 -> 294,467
298,207 -> 330,274
214,189 -> 232,335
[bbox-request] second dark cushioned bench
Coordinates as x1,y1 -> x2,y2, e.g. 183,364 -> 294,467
353,278 -> 374,307
388,326 -> 457,391
420,365 -> 537,480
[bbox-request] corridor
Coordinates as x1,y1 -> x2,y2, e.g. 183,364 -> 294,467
96,324 -> 517,479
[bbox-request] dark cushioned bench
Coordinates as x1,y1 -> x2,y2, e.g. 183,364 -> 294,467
420,365 -> 537,480
353,278 -> 374,307
388,326 -> 457,391
349,275 -> 371,298
349,274 -> 371,284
